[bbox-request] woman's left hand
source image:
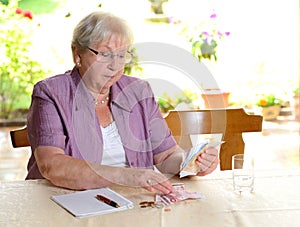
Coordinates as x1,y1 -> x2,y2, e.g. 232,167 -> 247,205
195,147 -> 219,176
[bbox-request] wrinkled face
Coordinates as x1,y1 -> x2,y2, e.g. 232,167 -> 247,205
74,35 -> 129,94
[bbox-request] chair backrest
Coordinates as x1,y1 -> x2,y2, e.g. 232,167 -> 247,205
10,126 -> 30,148
164,108 -> 263,170
10,108 -> 263,170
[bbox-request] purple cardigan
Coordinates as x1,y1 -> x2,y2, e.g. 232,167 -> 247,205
26,67 -> 176,179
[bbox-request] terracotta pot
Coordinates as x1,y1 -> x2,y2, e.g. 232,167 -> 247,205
201,90 -> 231,108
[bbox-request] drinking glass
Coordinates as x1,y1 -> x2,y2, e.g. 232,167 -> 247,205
232,154 -> 254,194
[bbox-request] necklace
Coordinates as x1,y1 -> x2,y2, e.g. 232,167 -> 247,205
94,95 -> 109,105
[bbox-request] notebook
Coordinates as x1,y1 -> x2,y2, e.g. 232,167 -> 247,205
51,187 -> 134,218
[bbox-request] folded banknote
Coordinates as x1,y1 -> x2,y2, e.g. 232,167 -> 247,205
155,183 -> 204,205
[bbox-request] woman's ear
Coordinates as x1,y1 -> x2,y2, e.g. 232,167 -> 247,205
72,45 -> 81,66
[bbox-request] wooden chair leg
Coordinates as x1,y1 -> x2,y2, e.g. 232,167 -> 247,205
219,133 -> 244,170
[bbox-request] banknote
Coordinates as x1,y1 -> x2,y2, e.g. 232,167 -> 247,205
180,140 -> 223,178
156,183 -> 204,205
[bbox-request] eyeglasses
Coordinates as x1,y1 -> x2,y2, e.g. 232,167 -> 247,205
88,47 -> 132,64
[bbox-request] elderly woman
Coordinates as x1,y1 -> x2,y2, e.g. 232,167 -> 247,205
26,11 -> 219,193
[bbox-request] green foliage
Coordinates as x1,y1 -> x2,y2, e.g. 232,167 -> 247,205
0,0 -> 9,5
0,0 -> 49,119
157,90 -> 198,113
19,0 -> 63,15
293,79 -> 300,94
256,94 -> 282,107
123,47 -> 143,76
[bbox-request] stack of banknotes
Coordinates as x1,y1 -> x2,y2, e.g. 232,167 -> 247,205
180,140 -> 223,178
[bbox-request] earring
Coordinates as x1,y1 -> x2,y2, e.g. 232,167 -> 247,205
76,62 -> 81,66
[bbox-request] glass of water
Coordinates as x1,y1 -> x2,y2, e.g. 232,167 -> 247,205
232,154 -> 254,194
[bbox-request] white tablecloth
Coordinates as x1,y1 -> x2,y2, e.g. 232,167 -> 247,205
1,168 -> 300,227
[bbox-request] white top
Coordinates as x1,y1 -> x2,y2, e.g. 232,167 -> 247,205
100,121 -> 128,167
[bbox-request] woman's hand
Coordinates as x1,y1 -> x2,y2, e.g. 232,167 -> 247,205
195,147 -> 219,176
119,168 -> 174,195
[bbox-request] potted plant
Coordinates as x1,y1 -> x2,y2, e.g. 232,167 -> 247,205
187,13 -> 230,62
182,12 -> 230,108
0,0 -> 48,122
256,94 -> 283,120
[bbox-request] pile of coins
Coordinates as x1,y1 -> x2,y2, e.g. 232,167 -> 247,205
139,201 -> 164,209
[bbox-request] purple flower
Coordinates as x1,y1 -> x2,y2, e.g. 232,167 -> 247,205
210,13 -> 217,18
168,16 -> 181,25
168,16 -> 175,23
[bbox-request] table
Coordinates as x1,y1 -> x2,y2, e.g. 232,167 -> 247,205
1,168 -> 300,227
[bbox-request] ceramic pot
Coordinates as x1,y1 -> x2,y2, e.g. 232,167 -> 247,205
260,105 -> 281,120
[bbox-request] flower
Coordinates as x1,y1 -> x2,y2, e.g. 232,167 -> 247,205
183,12 -> 230,61
0,0 -> 47,119
23,9 -> 33,20
15,8 -> 22,14
256,94 -> 282,107
15,7 -> 33,19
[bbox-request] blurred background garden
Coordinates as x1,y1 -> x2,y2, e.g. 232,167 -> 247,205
1,0 -> 299,118
0,0 -> 299,180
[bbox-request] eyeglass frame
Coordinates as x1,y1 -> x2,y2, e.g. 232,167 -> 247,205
87,47 -> 132,64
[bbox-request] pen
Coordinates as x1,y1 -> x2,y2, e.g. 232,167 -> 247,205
96,194 -> 120,208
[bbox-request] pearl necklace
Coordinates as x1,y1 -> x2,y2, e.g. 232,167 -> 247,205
95,95 -> 109,105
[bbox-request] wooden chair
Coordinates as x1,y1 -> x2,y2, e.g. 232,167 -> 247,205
10,126 -> 29,148
10,108 -> 263,170
164,108 -> 263,170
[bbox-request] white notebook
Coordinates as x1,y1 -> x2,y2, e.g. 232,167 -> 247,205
51,187 -> 134,218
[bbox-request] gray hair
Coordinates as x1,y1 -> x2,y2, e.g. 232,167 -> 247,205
71,11 -> 134,51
